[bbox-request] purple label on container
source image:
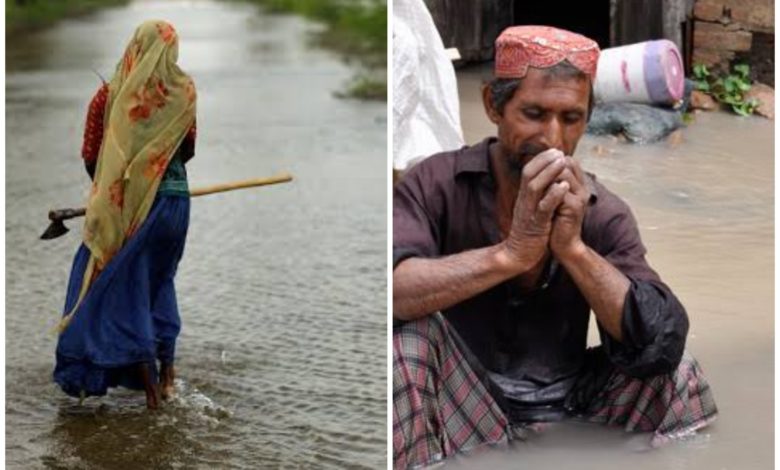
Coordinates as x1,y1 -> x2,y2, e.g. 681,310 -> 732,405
644,40 -> 674,103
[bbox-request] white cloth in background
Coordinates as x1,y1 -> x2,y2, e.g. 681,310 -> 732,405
393,0 -> 464,171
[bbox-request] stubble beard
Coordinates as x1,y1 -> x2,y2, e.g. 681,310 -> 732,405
506,141 -> 549,175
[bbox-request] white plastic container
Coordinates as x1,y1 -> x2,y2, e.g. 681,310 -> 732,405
594,39 -> 684,105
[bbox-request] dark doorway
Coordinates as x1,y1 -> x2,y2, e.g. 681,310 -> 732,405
513,1 -> 611,49
613,0 -> 664,46
735,32 -> 775,86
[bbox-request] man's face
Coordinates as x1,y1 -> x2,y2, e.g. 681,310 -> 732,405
485,67 -> 591,171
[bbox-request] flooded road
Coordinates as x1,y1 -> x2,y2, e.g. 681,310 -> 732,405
6,1 -> 387,468
448,66 -> 774,469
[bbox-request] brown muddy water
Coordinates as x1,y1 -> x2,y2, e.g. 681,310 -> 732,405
6,1 -> 386,468
446,66 -> 774,469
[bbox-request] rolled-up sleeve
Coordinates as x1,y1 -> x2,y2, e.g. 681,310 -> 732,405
392,165 -> 442,268
593,201 -> 689,378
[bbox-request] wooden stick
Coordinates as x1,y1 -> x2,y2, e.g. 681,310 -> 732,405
47,173 -> 293,223
189,173 -> 293,197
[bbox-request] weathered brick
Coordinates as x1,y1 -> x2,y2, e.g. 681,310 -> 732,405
696,21 -> 727,32
690,90 -> 719,110
694,2 -> 724,21
745,82 -> 774,119
691,50 -> 718,67
692,48 -> 734,68
694,28 -> 752,51
724,22 -> 745,31
729,4 -> 774,32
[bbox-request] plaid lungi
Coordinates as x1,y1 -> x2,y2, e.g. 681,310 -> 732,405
393,313 -> 718,469
393,313 -> 509,469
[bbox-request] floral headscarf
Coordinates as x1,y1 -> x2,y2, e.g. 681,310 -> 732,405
62,20 -> 196,328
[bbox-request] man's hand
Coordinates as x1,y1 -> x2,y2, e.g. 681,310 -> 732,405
501,149 -> 570,272
394,149 -> 571,320
550,158 -> 589,261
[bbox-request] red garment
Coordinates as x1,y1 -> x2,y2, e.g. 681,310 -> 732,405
81,83 -> 197,166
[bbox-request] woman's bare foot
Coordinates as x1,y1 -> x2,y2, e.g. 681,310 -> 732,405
139,363 -> 160,409
160,363 -> 176,400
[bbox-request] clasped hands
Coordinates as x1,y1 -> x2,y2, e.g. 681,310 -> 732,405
501,148 -> 590,273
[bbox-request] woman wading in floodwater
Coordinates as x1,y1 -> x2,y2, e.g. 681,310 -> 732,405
54,20 -> 197,409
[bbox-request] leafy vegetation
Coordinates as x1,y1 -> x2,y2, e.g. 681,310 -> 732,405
242,0 -> 387,100
336,73 -> 386,100
6,0 -> 127,36
260,0 -> 385,61
692,63 -> 759,116
7,0 -> 387,100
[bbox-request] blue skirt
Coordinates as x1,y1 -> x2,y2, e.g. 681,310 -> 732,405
54,195 -> 190,398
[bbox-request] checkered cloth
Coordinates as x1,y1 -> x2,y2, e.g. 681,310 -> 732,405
393,314 -> 509,469
393,314 -> 718,469
570,349 -> 718,446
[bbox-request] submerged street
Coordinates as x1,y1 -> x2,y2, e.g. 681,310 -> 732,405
6,1 -> 387,468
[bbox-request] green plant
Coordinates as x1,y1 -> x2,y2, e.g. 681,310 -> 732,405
691,63 -> 759,116
240,0 -> 386,100
338,74 -> 386,101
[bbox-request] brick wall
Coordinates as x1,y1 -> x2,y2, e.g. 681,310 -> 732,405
692,0 -> 774,83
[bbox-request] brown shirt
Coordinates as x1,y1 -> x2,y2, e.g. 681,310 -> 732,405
393,138 -> 688,416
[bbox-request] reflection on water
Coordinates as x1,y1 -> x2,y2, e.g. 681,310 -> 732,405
452,65 -> 773,469
6,1 -> 386,468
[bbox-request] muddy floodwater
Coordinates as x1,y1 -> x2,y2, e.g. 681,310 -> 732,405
6,1 -> 386,468
447,66 -> 774,469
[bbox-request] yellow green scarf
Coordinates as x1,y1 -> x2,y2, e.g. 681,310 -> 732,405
61,20 -> 197,330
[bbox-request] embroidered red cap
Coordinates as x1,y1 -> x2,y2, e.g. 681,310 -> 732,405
495,26 -> 600,81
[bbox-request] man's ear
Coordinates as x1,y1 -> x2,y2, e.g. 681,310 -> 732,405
482,84 -> 501,124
